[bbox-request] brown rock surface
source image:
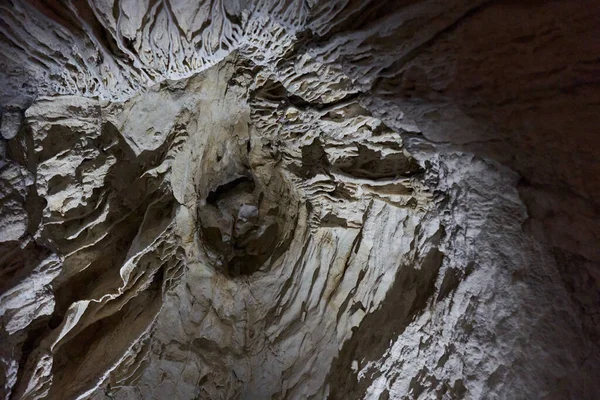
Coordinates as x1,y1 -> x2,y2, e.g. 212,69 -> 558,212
1,1 -> 598,399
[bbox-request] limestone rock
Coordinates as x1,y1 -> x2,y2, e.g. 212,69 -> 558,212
0,1 -> 598,400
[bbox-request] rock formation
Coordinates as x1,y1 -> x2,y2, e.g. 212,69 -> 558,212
1,0 -> 599,399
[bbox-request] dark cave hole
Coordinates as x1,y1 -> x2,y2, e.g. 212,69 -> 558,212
206,176 -> 255,205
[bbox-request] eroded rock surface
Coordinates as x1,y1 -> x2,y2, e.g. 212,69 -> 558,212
1,1 -> 599,399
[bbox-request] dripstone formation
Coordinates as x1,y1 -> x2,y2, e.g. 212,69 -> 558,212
1,1 -> 599,399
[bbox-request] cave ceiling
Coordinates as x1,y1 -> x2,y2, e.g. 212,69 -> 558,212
0,1 -> 599,399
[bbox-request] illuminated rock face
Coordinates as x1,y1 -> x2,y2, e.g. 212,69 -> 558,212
1,1 -> 599,399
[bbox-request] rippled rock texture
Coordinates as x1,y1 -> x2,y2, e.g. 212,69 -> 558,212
1,1 -> 599,399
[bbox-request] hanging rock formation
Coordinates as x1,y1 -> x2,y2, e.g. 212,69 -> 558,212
1,1 -> 599,399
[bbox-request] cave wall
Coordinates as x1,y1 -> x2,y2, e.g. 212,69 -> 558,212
1,0 -> 599,399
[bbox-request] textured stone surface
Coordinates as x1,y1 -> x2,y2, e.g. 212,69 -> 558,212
1,0 -> 599,399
